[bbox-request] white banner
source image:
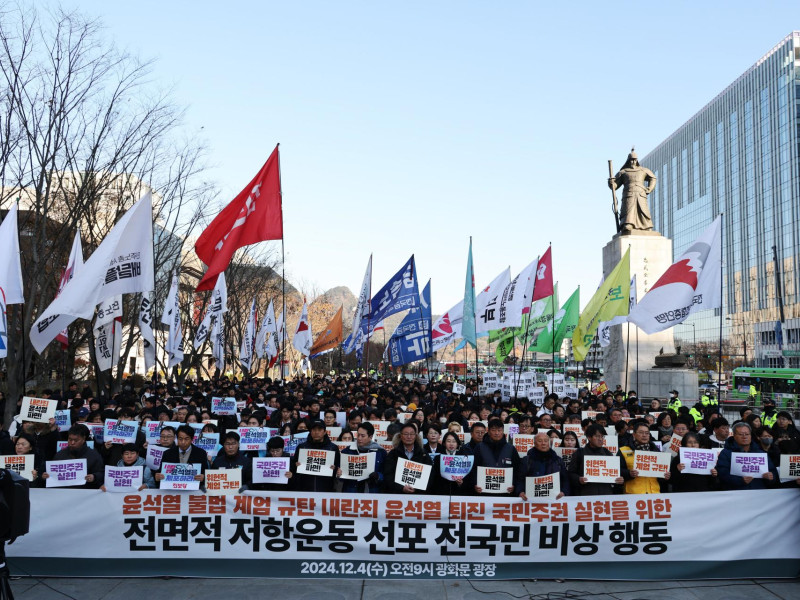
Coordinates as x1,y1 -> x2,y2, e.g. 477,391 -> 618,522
20,396 -> 57,423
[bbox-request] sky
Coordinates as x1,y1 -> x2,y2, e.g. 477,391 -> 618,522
57,1 -> 800,315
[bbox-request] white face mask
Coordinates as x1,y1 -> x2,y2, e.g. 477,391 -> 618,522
439,417 -> 448,424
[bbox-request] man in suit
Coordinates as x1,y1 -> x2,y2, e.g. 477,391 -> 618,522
155,424 -> 207,487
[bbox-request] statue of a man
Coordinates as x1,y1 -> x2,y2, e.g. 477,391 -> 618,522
608,149 -> 657,234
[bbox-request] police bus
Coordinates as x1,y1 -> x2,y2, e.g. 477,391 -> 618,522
730,367 -> 800,408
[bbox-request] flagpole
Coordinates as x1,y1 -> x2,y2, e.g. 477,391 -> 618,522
515,255 -> 541,401
624,320 -> 630,394
636,326 -> 639,393
717,212 -> 724,391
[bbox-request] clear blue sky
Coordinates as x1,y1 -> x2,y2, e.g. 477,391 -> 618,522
63,1 -> 800,314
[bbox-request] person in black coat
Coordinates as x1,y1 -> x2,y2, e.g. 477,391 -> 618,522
155,425 -> 208,487
293,420 -> 341,492
211,431 -> 252,489
471,418 -> 521,496
516,432 -> 570,499
431,431 -> 472,496
669,432 -> 718,492
567,423 -> 629,496
383,422 -> 433,494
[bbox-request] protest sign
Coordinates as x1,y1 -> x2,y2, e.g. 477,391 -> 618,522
284,432 -> 308,456
633,451 -> 670,478
1,455 -> 34,480
54,410 -> 71,433
160,463 -> 202,491
563,423 -> 583,435
667,433 -> 683,457
452,382 -> 466,395
678,448 -> 717,475
482,372 -> 499,390
81,422 -> 105,443
146,445 -> 167,471
104,419 -> 138,444
195,433 -> 220,460
554,446 -> 577,468
205,469 -> 242,496
527,386 -> 545,404
334,441 -> 355,452
504,423 -> 519,439
340,453 -> 376,481
297,448 -> 335,477
602,435 -> 619,455
20,397 -> 57,423
367,421 -> 389,440
583,456 -> 620,483
581,411 -> 601,421
477,466 -> 513,494
379,441 -> 395,453
454,431 -> 472,446
439,455 -> 474,481
252,457 -> 291,484
326,427 -> 342,441
779,454 -> 800,480
211,397 -> 237,415
513,434 -> 536,457
104,466 -> 143,492
525,473 -> 560,499
394,459 -> 432,491
45,459 -> 87,487
237,427 -> 270,451
564,386 -> 579,400
336,412 -> 348,427
730,452 -> 769,477
144,421 -> 180,444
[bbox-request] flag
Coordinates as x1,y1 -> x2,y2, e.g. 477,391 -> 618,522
310,306 -> 343,357
531,246 -> 554,303
293,299 -> 312,356
139,294 -> 156,372
195,145 -> 283,291
0,203 -> 24,305
55,230 -> 84,348
344,255 -> 371,354
529,287 -> 579,354
94,295 -> 122,372
572,248 -> 631,361
599,276 -> 637,348
31,193 -> 155,354
628,217 -> 722,334
475,268 -> 511,333
276,309 -> 285,350
0,291 -> 7,358
360,255 -> 417,332
490,285 -> 556,344
240,297 -> 257,372
495,258 -> 538,330
255,299 -> 278,359
389,279 -> 432,367
161,274 -> 184,369
211,310 -> 225,370
432,300 -> 463,351
194,273 -> 228,349
462,239 -> 477,348
495,336 -> 515,363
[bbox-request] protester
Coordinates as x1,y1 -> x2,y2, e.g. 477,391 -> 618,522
717,423 -> 778,490
517,432 -> 569,500
293,420 -> 341,492
211,431 -> 252,489
155,425 -> 207,487
340,422 -> 386,493
620,420 -> 670,494
568,424 -> 628,496
383,421 -> 433,494
472,418 -> 520,496
101,443 -> 156,491
669,432 -> 718,492
42,424 -> 105,489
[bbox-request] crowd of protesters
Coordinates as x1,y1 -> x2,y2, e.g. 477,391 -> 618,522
4,373 -> 800,496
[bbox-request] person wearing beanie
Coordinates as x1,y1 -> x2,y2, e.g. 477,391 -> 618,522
101,443 -> 155,491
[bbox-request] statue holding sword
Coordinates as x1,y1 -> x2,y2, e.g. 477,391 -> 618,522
608,148 -> 657,234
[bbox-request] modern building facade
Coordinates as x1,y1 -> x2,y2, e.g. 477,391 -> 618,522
643,32 -> 800,369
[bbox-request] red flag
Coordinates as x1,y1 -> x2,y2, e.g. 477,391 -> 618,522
531,246 -> 553,301
195,145 -> 283,291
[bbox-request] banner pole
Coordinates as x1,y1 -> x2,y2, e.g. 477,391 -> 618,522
718,212 -> 724,391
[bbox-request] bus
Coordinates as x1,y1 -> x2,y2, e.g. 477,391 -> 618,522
730,368 -> 800,407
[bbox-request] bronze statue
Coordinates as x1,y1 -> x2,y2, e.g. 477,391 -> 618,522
608,149 -> 657,234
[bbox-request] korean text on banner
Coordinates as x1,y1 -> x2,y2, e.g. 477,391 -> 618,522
1,455 -> 34,480
730,452 -> 769,477
20,397 -> 57,423
340,453 -> 376,481
439,455 -> 474,481
633,451 -> 670,478
160,463 -> 202,491
679,448 -> 718,475
104,466 -> 143,493
45,459 -> 87,487
394,459 -> 431,491
252,457 -> 290,484
525,473 -> 560,500
297,448 -> 335,477
477,466 -> 513,494
206,469 -> 242,496
583,456 -> 620,483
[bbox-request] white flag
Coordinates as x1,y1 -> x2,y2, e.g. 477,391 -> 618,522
55,230 -> 84,347
475,268 -> 511,334
628,218 -> 722,334
31,193 -> 154,353
496,258 -> 538,330
161,274 -> 184,368
344,255 -> 371,354
598,275 -> 638,348
94,295 -> 122,372
194,272 -> 227,349
293,299 -> 312,356
255,299 -> 278,359
139,293 -> 156,372
240,297 -> 257,371
431,300 -> 463,352
276,309 -> 285,350
211,311 -> 225,370
0,203 -> 24,305
0,292 -> 7,358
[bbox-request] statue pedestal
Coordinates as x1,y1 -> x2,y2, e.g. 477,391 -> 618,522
602,234 -> 696,398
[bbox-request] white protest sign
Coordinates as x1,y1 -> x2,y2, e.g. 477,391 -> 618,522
211,397 -> 237,415
679,448 -> 717,475
367,421 -> 389,441
513,434 -> 536,457
45,459 -> 87,487
730,452 -> 769,477
667,433 -> 683,457
195,433 -> 220,460
581,411 -> 601,421
336,412 -> 348,427
394,459 -> 432,491
1,455 -> 34,480
527,386 -> 545,404
81,422 -> 105,442
504,423 -> 519,439
633,450 -> 670,478
564,386 -> 579,400
477,466 -> 513,494
20,397 -> 57,423
104,466 -> 143,492
237,427 -> 270,451
563,423 -> 583,435
160,463 -> 202,491
602,435 -> 619,455
205,469 -> 242,495
252,457 -> 290,484
103,419 -> 138,444
146,445 -> 167,471
54,410 -> 71,432
525,472 -> 560,499
334,441 -> 355,452
325,427 -> 343,441
779,454 -> 800,481
340,453 -> 376,481
297,448 -> 335,477
452,382 -> 467,395
583,455 -> 620,483
144,421 -> 180,444
439,454 -> 474,481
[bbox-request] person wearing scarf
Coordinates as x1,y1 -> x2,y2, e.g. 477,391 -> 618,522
620,419 -> 670,494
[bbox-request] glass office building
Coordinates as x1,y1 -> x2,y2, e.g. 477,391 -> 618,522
643,32 -> 800,369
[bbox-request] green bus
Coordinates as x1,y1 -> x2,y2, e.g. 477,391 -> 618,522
730,368 -> 800,407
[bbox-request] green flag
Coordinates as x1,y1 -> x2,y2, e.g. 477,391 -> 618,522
572,249 -> 630,362
495,336 -> 515,363
528,287 -> 579,354
488,286 -> 557,344
462,239 -> 477,348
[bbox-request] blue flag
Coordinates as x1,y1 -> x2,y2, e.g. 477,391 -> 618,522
361,255 -> 418,332
462,239 -> 477,348
389,280 -> 431,367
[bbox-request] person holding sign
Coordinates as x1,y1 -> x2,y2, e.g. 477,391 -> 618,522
432,431 -> 472,495
384,422 -> 433,494
567,424 -> 628,496
517,433 -> 569,500
42,424 -> 104,489
717,423 -> 778,491
155,425 -> 207,487
620,420 -> 670,494
341,422 -> 387,493
669,432 -> 718,492
14,433 -> 43,486
211,432 -> 252,490
472,419 -> 520,496
293,420 -> 341,492
101,444 -> 155,491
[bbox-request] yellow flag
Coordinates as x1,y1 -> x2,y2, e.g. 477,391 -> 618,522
572,248 -> 630,362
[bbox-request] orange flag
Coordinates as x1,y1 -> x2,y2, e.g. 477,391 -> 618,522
310,306 -> 343,357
